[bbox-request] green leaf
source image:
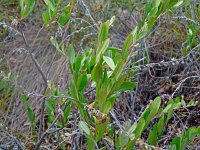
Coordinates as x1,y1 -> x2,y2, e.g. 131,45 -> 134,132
75,55 -> 83,73
163,104 -> 172,113
102,101 -> 112,114
70,80 -> 79,101
79,74 -> 88,92
50,36 -> 66,56
58,5 -> 71,26
169,144 -> 177,150
117,81 -> 136,92
20,0 -> 35,19
95,120 -> 108,141
107,95 -> 116,108
169,137 -> 181,150
122,26 -> 137,60
127,122 -> 137,135
27,107 -> 35,123
119,130 -> 129,148
148,97 -> 161,114
42,4 -> 57,25
86,135 -> 95,150
149,6 -> 159,17
153,0 -> 161,7
91,63 -> 103,84
20,94 -> 35,124
109,73 -> 127,95
58,14 -> 70,26
103,56 -> 115,70
21,94 -> 28,108
148,114 -> 166,146
45,100 -> 55,112
68,44 -> 75,65
181,99 -> 186,108
157,114 -> 166,135
98,21 -> 109,46
148,124 -> 158,146
167,0 -> 179,9
42,11 -> 51,25
43,0 -> 56,11
63,103 -> 71,123
0,14 -> 3,22
96,39 -> 110,63
77,102 -> 90,124
186,127 -> 196,141
45,99 -> 56,123
147,16 -> 157,29
173,1 -> 183,7
141,97 -> 161,129
79,121 -> 91,135
110,60 -> 124,82
137,22 -> 148,40
188,27 -> 193,36
109,16 -> 116,26
134,118 -> 145,138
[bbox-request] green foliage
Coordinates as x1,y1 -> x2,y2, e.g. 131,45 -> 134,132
117,122 -> 137,149
42,0 -> 58,25
42,0 -> 75,26
78,121 -> 91,136
58,5 -> 71,27
20,0 -> 35,19
63,0 -> 190,148
66,18 -> 138,146
182,24 -> 200,56
50,36 -> 66,56
0,78 -> 12,109
148,97 -> 198,146
169,126 -> 200,150
136,0 -> 187,41
45,98 -> 56,123
114,97 -> 199,149
123,97 -> 161,149
20,95 -> 35,126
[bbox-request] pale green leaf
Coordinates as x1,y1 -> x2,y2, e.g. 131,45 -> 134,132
103,56 -> 115,70
127,122 -> 137,135
68,44 -> 75,65
43,0 -> 56,11
96,39 -> 110,63
79,121 -> 91,135
163,104 -> 172,113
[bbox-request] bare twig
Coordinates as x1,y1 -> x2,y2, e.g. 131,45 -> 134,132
20,30 -> 48,87
110,110 -> 123,130
20,29 -> 48,148
59,25 -> 94,47
131,40 -> 144,121
171,75 -> 200,98
79,0 -> 99,29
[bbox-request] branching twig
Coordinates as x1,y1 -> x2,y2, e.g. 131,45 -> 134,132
20,29 -> 48,148
171,75 -> 200,98
59,25 -> 94,47
79,0 -> 99,29
20,30 -> 48,87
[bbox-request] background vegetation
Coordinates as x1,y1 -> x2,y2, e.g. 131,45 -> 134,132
0,0 -> 199,149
